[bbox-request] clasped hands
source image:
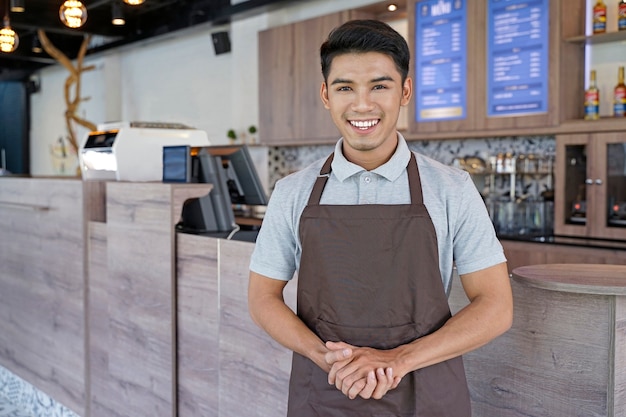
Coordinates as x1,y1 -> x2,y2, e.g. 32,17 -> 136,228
324,340 -> 402,400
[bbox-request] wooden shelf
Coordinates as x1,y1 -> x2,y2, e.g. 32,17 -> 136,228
565,30 -> 626,45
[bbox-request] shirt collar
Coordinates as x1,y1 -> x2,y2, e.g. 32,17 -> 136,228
330,132 -> 411,182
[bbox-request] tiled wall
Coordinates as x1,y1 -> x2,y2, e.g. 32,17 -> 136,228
267,135 -> 556,192
0,366 -> 78,417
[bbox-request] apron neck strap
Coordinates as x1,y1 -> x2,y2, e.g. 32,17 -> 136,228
307,152 -> 424,205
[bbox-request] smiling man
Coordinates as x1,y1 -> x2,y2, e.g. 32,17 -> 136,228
248,20 -> 513,417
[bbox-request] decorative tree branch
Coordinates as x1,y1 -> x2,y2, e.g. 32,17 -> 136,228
37,29 -> 97,155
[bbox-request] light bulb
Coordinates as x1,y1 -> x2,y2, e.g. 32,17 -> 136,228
123,0 -> 145,5
60,0 -> 88,29
0,25 -> 19,53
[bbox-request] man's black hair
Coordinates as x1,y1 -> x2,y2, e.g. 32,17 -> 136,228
320,19 -> 410,83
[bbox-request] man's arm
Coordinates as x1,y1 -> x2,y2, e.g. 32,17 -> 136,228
248,271 -> 330,371
328,262 -> 513,393
249,271 -> 399,399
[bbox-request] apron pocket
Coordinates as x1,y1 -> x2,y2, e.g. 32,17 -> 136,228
315,318 -> 418,350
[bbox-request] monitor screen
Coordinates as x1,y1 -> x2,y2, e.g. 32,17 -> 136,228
205,145 -> 269,206
163,144 -> 267,234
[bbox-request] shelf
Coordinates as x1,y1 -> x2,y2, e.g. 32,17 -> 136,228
565,30 -> 626,45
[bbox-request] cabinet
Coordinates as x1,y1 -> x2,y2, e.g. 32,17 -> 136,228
555,133 -> 626,240
258,10 -> 373,145
564,0 -> 626,122
406,0 -> 583,137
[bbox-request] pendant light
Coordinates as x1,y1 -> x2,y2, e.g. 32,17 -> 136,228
60,0 -> 88,29
10,0 -> 25,13
123,0 -> 145,5
112,2 -> 125,25
1,3 -> 19,53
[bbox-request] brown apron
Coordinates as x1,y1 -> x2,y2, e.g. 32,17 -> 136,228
287,153 -> 471,417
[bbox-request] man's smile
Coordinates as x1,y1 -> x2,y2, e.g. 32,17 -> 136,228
349,119 -> 380,130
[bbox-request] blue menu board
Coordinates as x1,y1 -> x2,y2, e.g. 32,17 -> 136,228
487,0 -> 549,117
415,0 -> 467,122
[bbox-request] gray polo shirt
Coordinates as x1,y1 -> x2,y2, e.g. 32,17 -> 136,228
249,134 -> 506,294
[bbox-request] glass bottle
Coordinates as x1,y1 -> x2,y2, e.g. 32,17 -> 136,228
593,0 -> 607,34
584,70 -> 600,120
614,66 -> 626,118
619,0 -> 626,31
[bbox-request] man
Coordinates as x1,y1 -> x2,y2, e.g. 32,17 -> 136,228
248,19 -> 512,416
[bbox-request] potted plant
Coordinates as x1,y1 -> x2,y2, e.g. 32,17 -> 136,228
227,129 -> 237,143
247,125 -> 258,144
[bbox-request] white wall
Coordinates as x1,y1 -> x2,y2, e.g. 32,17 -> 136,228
29,0 -> 381,176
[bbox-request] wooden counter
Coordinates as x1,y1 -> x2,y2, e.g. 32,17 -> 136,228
450,264 -> 626,417
4,177 -> 626,417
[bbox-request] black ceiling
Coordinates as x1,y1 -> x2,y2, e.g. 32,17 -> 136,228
0,0 -> 293,81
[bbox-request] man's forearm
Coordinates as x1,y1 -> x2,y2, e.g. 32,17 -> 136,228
393,263 -> 513,378
248,272 -> 329,371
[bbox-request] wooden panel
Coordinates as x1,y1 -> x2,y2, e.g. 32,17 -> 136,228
258,24 -> 296,144
0,178 -> 90,416
613,296 -> 626,415
218,239 -> 298,417
87,221 -> 113,417
293,12 -> 346,142
176,234 -> 219,417
558,0 -> 587,123
89,183 -> 210,417
449,273 -> 614,416
93,182 -> 177,417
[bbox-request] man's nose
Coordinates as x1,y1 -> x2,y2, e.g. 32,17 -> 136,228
352,90 -> 375,111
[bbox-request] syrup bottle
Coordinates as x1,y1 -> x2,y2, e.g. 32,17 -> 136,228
619,0 -> 626,31
585,70 -> 600,120
614,66 -> 626,117
593,0 -> 607,34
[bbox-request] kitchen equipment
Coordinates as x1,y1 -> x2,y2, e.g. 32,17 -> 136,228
79,121 -> 210,181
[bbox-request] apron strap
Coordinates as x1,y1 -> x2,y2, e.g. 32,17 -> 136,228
307,153 -> 334,206
407,153 -> 424,205
307,152 -> 424,206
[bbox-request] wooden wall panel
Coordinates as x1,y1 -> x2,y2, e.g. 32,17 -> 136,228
218,239 -> 297,417
86,221 -> 116,417
0,178 -> 99,416
176,234 -> 219,417
88,183 -> 210,417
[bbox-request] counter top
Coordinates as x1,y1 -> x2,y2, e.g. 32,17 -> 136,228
501,234 -> 626,251
512,263 -> 626,295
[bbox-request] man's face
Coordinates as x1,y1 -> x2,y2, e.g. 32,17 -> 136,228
321,52 -> 412,168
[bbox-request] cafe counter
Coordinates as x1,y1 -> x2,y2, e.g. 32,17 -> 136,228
1,177 -> 625,417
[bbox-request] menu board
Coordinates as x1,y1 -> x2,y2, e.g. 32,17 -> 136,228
415,0 -> 467,122
487,0 -> 549,117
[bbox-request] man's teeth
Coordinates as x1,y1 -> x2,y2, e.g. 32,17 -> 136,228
350,120 -> 379,129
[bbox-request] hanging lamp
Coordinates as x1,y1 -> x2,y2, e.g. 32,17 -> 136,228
10,0 -> 25,13
112,2 -> 125,25
0,4 -> 18,53
60,0 -> 88,28
123,0 -> 145,5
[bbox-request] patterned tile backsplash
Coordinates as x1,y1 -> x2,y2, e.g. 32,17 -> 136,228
0,366 -> 78,417
267,135 -> 556,193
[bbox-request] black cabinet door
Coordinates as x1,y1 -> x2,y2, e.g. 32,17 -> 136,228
0,81 -> 29,175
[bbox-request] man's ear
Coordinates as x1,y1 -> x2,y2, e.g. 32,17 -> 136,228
320,82 -> 330,110
401,77 -> 413,107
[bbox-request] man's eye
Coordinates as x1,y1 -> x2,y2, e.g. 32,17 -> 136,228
336,86 -> 352,92
373,85 -> 387,90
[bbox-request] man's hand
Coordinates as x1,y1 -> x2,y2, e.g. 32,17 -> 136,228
324,341 -> 402,399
